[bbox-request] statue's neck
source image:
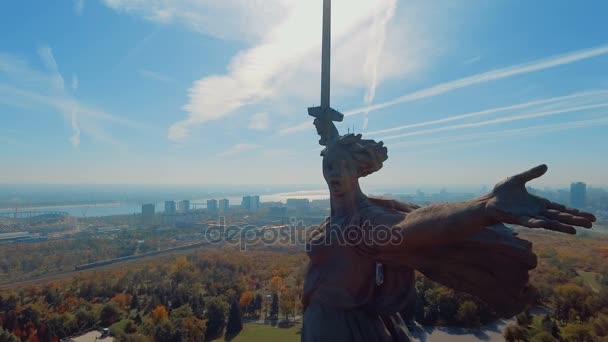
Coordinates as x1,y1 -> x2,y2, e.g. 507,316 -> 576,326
330,185 -> 369,217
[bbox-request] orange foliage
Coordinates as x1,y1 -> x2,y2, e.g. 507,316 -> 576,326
239,291 -> 254,309
151,305 -> 168,323
270,275 -> 283,293
111,293 -> 132,310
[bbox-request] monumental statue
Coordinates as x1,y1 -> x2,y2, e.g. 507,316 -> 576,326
301,1 -> 597,341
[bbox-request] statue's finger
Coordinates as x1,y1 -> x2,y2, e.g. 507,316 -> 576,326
517,215 -> 545,228
536,215 -> 576,234
547,202 -> 596,221
514,164 -> 548,183
544,209 -> 592,228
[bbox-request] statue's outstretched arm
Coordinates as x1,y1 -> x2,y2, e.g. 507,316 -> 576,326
387,164 -> 596,251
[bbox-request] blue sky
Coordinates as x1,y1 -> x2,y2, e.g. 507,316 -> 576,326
1,0 -> 607,187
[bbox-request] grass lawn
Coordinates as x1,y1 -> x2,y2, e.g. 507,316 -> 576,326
211,323 -> 301,342
577,270 -> 602,293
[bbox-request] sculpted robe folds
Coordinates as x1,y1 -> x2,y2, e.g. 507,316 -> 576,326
301,199 -> 537,342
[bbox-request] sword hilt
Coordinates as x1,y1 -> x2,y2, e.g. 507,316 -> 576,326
308,106 -> 343,146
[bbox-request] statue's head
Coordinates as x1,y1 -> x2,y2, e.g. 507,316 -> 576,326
321,134 -> 388,198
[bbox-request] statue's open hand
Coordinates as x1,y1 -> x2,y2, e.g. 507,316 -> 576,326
486,164 -> 596,234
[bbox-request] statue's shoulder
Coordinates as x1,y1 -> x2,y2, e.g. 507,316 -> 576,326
367,197 -> 420,213
358,197 -> 418,228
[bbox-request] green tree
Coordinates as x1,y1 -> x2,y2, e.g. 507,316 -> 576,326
75,307 -> 97,330
226,299 -> 243,335
503,323 -> 528,342
0,327 -> 19,342
269,293 -> 279,319
562,322 -> 595,342
100,302 -> 123,327
530,331 -> 557,342
540,314 -> 560,339
47,312 -> 78,338
124,320 -> 138,334
205,296 -> 229,339
516,309 -> 532,326
456,300 -> 480,327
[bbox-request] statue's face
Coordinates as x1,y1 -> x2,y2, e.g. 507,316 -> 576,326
322,145 -> 359,198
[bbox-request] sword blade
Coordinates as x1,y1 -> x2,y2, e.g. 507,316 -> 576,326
321,0 -> 331,109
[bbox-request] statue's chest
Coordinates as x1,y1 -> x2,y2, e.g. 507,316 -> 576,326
306,226 -> 415,312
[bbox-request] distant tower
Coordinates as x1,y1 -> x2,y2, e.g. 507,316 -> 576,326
241,195 -> 261,212
242,196 -> 252,210
219,199 -> 230,212
141,204 -> 155,224
570,182 -> 587,209
207,199 -> 218,211
164,201 -> 176,215
178,200 -> 190,213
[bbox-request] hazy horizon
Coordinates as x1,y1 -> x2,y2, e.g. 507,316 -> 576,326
1,1 -> 607,185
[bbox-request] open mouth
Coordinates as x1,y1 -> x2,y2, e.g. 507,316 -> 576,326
329,180 -> 341,188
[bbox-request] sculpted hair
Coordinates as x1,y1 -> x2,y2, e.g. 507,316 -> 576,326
321,134 -> 388,177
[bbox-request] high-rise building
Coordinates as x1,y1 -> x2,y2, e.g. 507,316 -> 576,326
207,199 -> 218,211
164,201 -> 176,215
570,182 -> 587,209
241,196 -> 251,209
219,199 -> 229,211
286,198 -> 310,211
178,200 -> 190,213
241,195 -> 261,211
142,204 -> 155,224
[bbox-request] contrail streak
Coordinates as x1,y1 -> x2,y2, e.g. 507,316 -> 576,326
393,116 -> 608,155
345,44 -> 608,117
378,102 -> 608,140
390,116 -> 608,148
279,44 -> 608,135
366,90 -> 608,136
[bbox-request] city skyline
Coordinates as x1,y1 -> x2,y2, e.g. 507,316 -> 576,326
1,1 -> 608,186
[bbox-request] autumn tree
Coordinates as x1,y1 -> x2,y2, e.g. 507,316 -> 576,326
151,305 -> 169,324
270,276 -> 283,293
279,288 -> 297,320
112,293 -> 132,310
239,291 -> 253,313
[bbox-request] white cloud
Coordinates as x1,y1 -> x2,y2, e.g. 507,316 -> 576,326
103,0 -> 289,42
0,49 -> 139,148
36,45 -> 65,92
219,143 -> 260,157
161,0 -> 428,141
279,44 -> 608,135
248,112 -> 270,131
